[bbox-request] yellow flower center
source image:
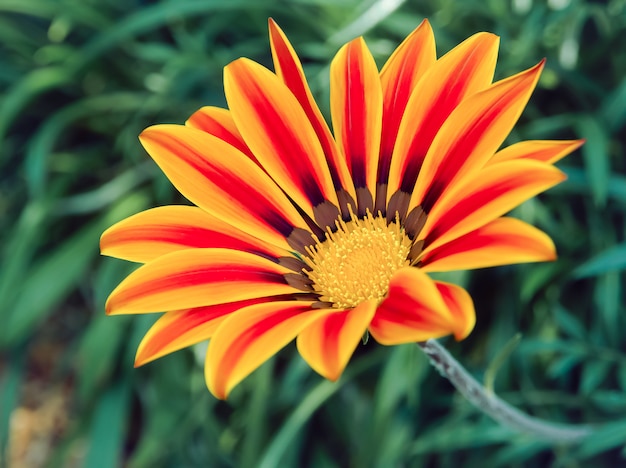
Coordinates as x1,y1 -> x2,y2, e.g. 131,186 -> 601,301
303,211 -> 412,309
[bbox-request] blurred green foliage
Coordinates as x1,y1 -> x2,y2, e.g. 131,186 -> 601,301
1,0 -> 625,466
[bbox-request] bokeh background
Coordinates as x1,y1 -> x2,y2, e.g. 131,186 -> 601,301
1,0 -> 625,466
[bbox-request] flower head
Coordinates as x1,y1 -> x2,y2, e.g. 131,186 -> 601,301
101,19 -> 583,399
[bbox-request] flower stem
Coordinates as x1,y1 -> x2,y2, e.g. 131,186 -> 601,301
417,339 -> 594,443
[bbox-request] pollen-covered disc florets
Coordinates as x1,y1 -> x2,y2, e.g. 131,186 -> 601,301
303,210 -> 412,309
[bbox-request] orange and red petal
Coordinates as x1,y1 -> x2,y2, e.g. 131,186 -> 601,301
368,267 -> 471,344
421,217 -> 556,273
185,106 -> 256,162
377,20 -> 436,206
134,297 -> 278,367
206,301 -> 333,399
330,37 -> 383,213
105,249 -> 299,316
411,61 -> 545,213
387,32 -> 499,201
489,139 -> 584,165
224,58 -> 338,220
139,124 -> 308,251
420,160 -> 565,253
100,205 -> 289,264
435,281 -> 476,340
268,19 -> 355,203
296,299 -> 377,381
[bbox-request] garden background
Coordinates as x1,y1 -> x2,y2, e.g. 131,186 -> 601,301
1,0 -> 625,466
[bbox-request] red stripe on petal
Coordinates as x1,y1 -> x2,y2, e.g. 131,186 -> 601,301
140,125 -> 308,250
206,301 -> 332,399
297,299 -> 377,381
135,297 -> 276,366
224,58 -> 338,218
105,249 -> 298,315
434,282 -> 476,340
387,32 -> 499,201
330,37 -> 383,211
420,160 -> 565,253
269,20 -> 356,205
368,267 -> 459,345
489,139 -> 584,165
411,61 -> 544,214
421,217 -> 556,273
186,106 -> 257,162
378,20 -> 436,196
101,206 -> 288,263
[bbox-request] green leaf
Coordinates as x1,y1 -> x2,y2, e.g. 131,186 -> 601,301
572,243 -> 626,278
600,78 -> 626,132
0,66 -> 71,146
580,361 -> 612,395
2,193 -> 148,346
617,363 -> 626,392
76,314 -> 132,402
83,381 -> 131,468
0,201 -> 48,322
574,114 -> 611,207
258,350 -> 386,468
576,419 -> 626,458
553,306 -> 587,340
492,439 -> 553,465
0,345 -> 26,467
410,422 -> 518,453
3,220 -> 102,346
547,353 -> 583,379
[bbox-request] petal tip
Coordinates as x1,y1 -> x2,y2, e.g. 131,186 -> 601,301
104,297 -> 115,316
99,231 -> 110,256
453,316 -> 476,341
531,58 -> 547,77
206,374 -> 229,400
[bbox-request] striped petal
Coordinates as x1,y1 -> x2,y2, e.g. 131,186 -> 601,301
410,61 -> 545,214
368,267 -> 472,344
376,19 -> 436,212
206,301 -> 332,399
135,297 -> 276,366
185,106 -> 256,161
421,217 -> 557,272
435,281 -> 476,340
139,125 -> 308,251
420,160 -> 566,254
387,32 -> 499,207
269,19 -> 355,206
224,58 -> 338,221
105,249 -> 297,315
101,205 -> 289,263
296,299 -> 377,381
330,37 -> 383,214
489,139 -> 584,165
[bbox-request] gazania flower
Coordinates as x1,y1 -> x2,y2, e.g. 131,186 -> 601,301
101,19 -> 582,399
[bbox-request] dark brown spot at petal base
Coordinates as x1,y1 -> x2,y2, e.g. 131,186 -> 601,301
408,239 -> 424,264
287,228 -> 316,254
278,256 -> 310,272
405,206 -> 427,239
313,200 -> 341,231
337,189 -> 357,221
355,187 -> 374,217
386,190 -> 411,223
374,183 -> 388,217
284,272 -> 313,291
